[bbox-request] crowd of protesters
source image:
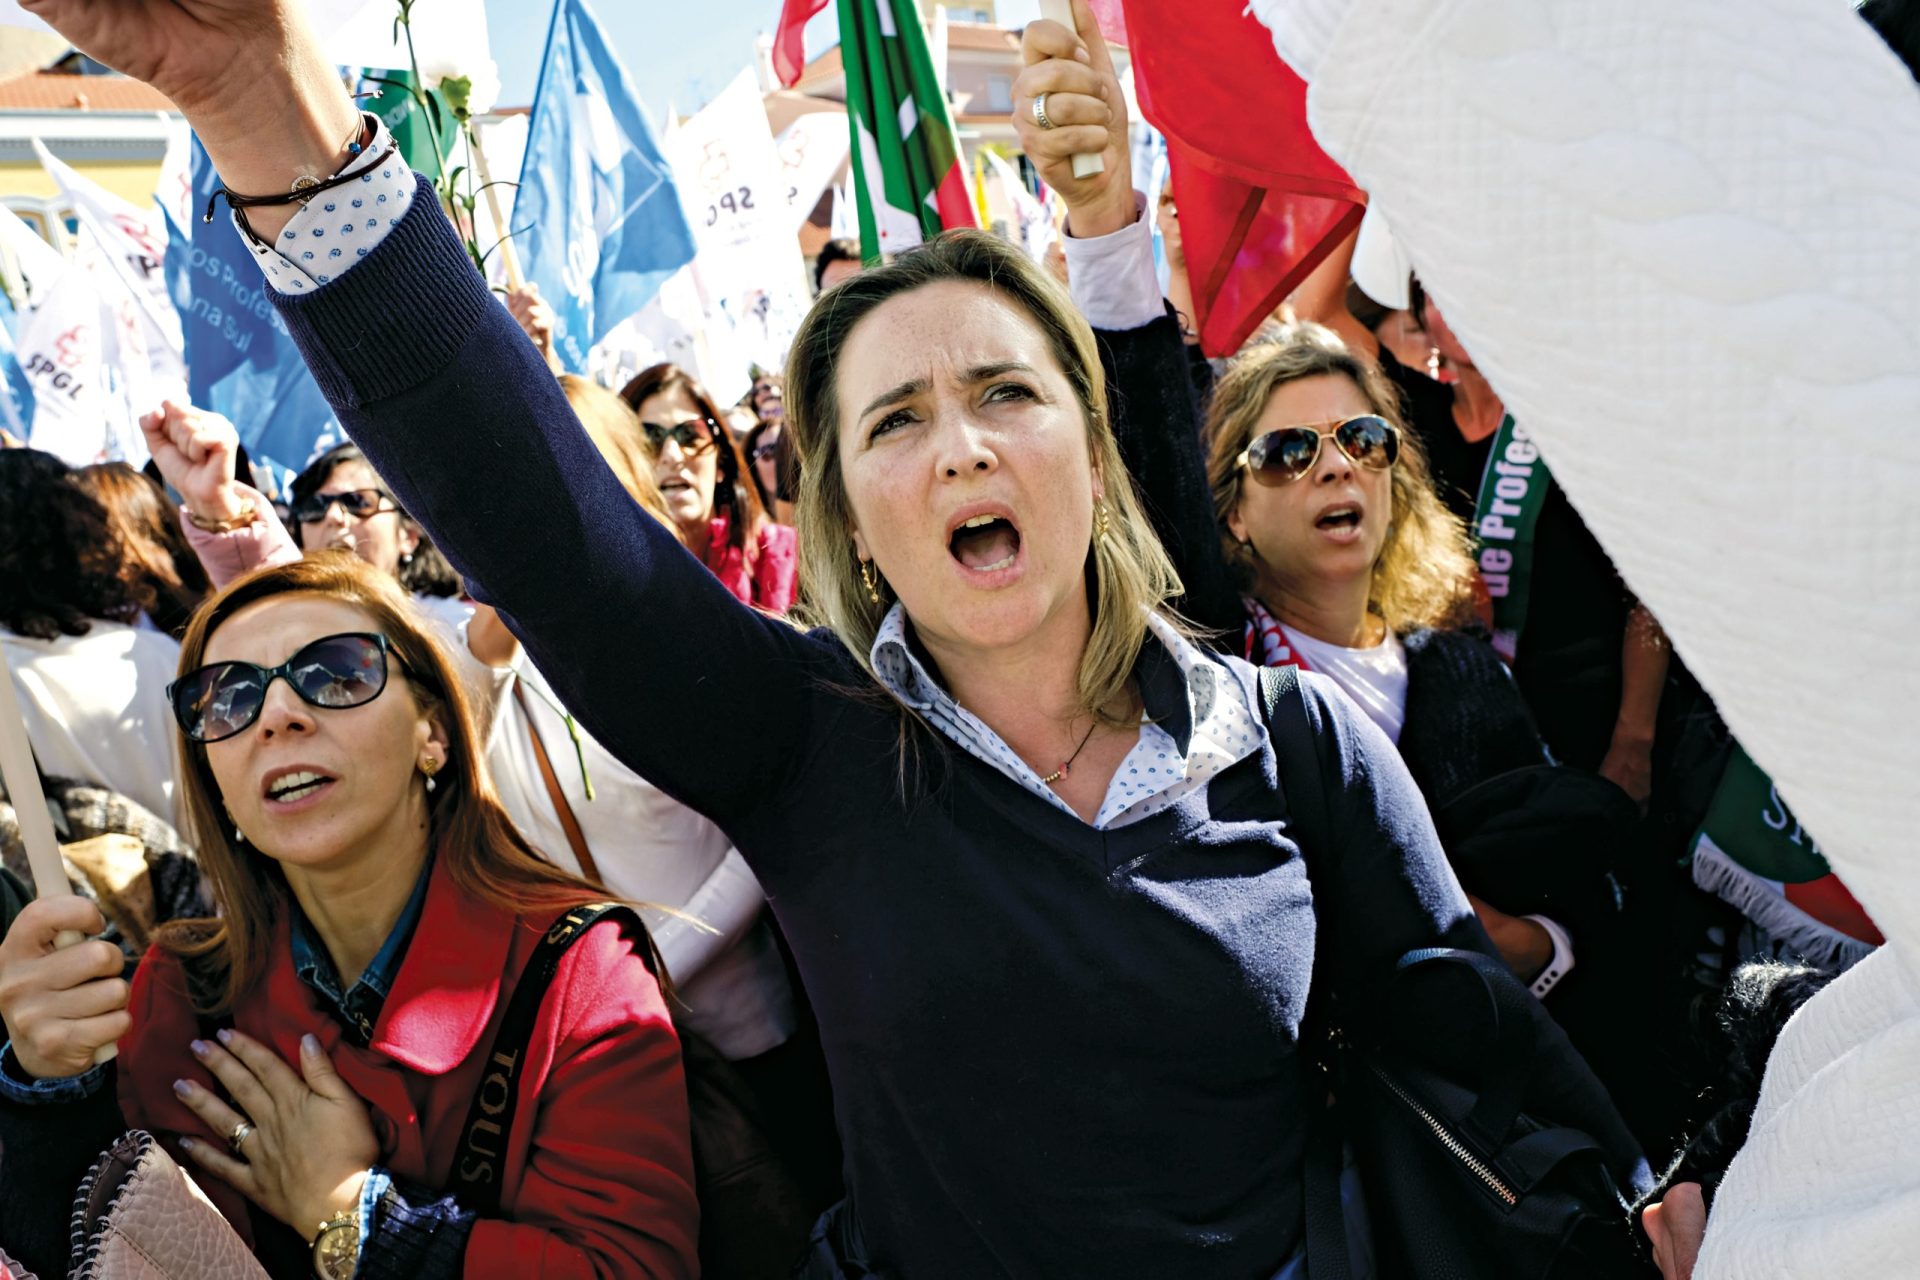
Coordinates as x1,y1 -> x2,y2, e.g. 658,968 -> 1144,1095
0,2 -> 1907,1279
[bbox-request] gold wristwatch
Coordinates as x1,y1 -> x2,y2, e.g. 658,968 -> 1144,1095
311,1207 -> 361,1280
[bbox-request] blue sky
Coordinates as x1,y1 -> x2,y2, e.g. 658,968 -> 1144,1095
485,0 -> 1041,119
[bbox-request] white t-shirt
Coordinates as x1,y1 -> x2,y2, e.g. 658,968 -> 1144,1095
2,621 -> 183,829
1285,628 -> 1410,745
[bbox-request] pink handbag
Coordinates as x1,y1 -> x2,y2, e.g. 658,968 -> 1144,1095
68,1131 -> 267,1280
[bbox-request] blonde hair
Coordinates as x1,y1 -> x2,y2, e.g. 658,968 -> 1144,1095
560,374 -> 682,542
1205,323 -> 1479,635
784,229 -> 1184,728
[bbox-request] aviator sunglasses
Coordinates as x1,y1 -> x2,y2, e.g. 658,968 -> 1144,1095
290,488 -> 396,524
641,417 -> 719,454
168,632 -> 402,744
1237,414 -> 1401,487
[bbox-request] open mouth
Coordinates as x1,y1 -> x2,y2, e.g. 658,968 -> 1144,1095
948,513 -> 1022,572
1315,505 -> 1362,533
263,769 -> 336,805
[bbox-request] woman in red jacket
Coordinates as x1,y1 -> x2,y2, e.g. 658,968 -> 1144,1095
0,554 -> 698,1280
621,363 -> 799,613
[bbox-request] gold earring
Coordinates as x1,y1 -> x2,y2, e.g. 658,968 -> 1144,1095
1093,501 -> 1111,543
421,756 -> 439,793
860,558 -> 882,605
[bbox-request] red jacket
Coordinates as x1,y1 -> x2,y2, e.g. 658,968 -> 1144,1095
116,855 -> 700,1278
703,510 -> 798,614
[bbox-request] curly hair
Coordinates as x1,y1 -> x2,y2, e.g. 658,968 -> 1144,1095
1204,324 -> 1480,636
0,449 -> 153,640
75,463 -> 211,637
1637,962 -> 1835,1222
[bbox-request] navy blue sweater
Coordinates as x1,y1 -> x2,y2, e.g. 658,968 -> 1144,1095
269,179 -> 1636,1278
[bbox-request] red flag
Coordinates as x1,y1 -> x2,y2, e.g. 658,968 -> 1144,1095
1117,0 -> 1365,356
1083,0 -> 1128,46
774,0 -> 829,88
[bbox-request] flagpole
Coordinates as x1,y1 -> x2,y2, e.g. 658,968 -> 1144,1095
509,0 -> 569,294
0,661 -> 116,1062
1034,0 -> 1104,179
470,131 -> 525,289
526,0 -> 569,163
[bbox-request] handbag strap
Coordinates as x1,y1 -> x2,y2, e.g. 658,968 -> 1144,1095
1392,947 -> 1539,1149
511,679 -> 603,886
448,901 -> 637,1214
1255,666 -> 1353,1280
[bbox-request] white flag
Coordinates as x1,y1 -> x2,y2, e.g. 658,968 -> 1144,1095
32,140 -> 186,409
830,174 -> 856,241
153,117 -> 194,233
0,206 -> 139,465
775,112 -> 851,235
664,69 -> 813,390
982,149 -> 1054,264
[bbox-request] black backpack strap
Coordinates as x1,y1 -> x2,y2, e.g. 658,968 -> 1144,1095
1256,666 -> 1352,1280
448,901 -> 640,1215
1258,665 -> 1331,853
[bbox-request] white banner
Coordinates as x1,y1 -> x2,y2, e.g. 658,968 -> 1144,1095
663,69 -> 812,390
0,206 -> 140,465
775,112 -> 850,234
33,139 -> 187,413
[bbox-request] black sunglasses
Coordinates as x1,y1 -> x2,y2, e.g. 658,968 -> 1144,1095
291,488 -> 396,524
641,417 -> 718,453
1237,414 -> 1401,487
168,632 -> 400,744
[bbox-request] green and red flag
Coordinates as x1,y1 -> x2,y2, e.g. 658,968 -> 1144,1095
773,0 -> 977,263
1690,745 -> 1882,970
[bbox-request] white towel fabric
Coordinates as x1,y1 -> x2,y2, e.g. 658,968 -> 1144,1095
1246,0 -> 1920,1274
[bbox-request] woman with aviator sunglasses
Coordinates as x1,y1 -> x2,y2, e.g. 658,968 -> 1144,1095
0,554 -> 698,1279
1061,202 -> 1678,1146
619,363 -> 798,613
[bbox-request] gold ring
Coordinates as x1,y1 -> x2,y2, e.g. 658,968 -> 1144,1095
226,1120 -> 254,1156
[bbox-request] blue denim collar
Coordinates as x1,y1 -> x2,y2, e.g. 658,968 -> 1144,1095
290,854 -> 433,1047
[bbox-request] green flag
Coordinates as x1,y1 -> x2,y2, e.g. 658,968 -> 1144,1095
836,0 -> 977,264
362,69 -> 456,176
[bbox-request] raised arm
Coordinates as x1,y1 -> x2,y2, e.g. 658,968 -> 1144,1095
23,0 -> 831,822
1080,243 -> 1245,641
142,404 -> 301,589
268,189 -> 828,817
1013,8 -> 1246,641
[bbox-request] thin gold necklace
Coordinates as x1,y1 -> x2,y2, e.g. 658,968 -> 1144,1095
1041,721 -> 1100,786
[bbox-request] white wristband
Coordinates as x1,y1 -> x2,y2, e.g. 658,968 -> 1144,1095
1522,914 -> 1576,1000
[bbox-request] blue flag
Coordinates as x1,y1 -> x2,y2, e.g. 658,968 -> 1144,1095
518,0 -> 696,372
164,138 -> 341,474
0,285 -> 33,438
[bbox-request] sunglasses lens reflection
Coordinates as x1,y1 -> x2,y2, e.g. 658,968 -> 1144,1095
1337,417 -> 1398,469
1254,428 -> 1323,481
